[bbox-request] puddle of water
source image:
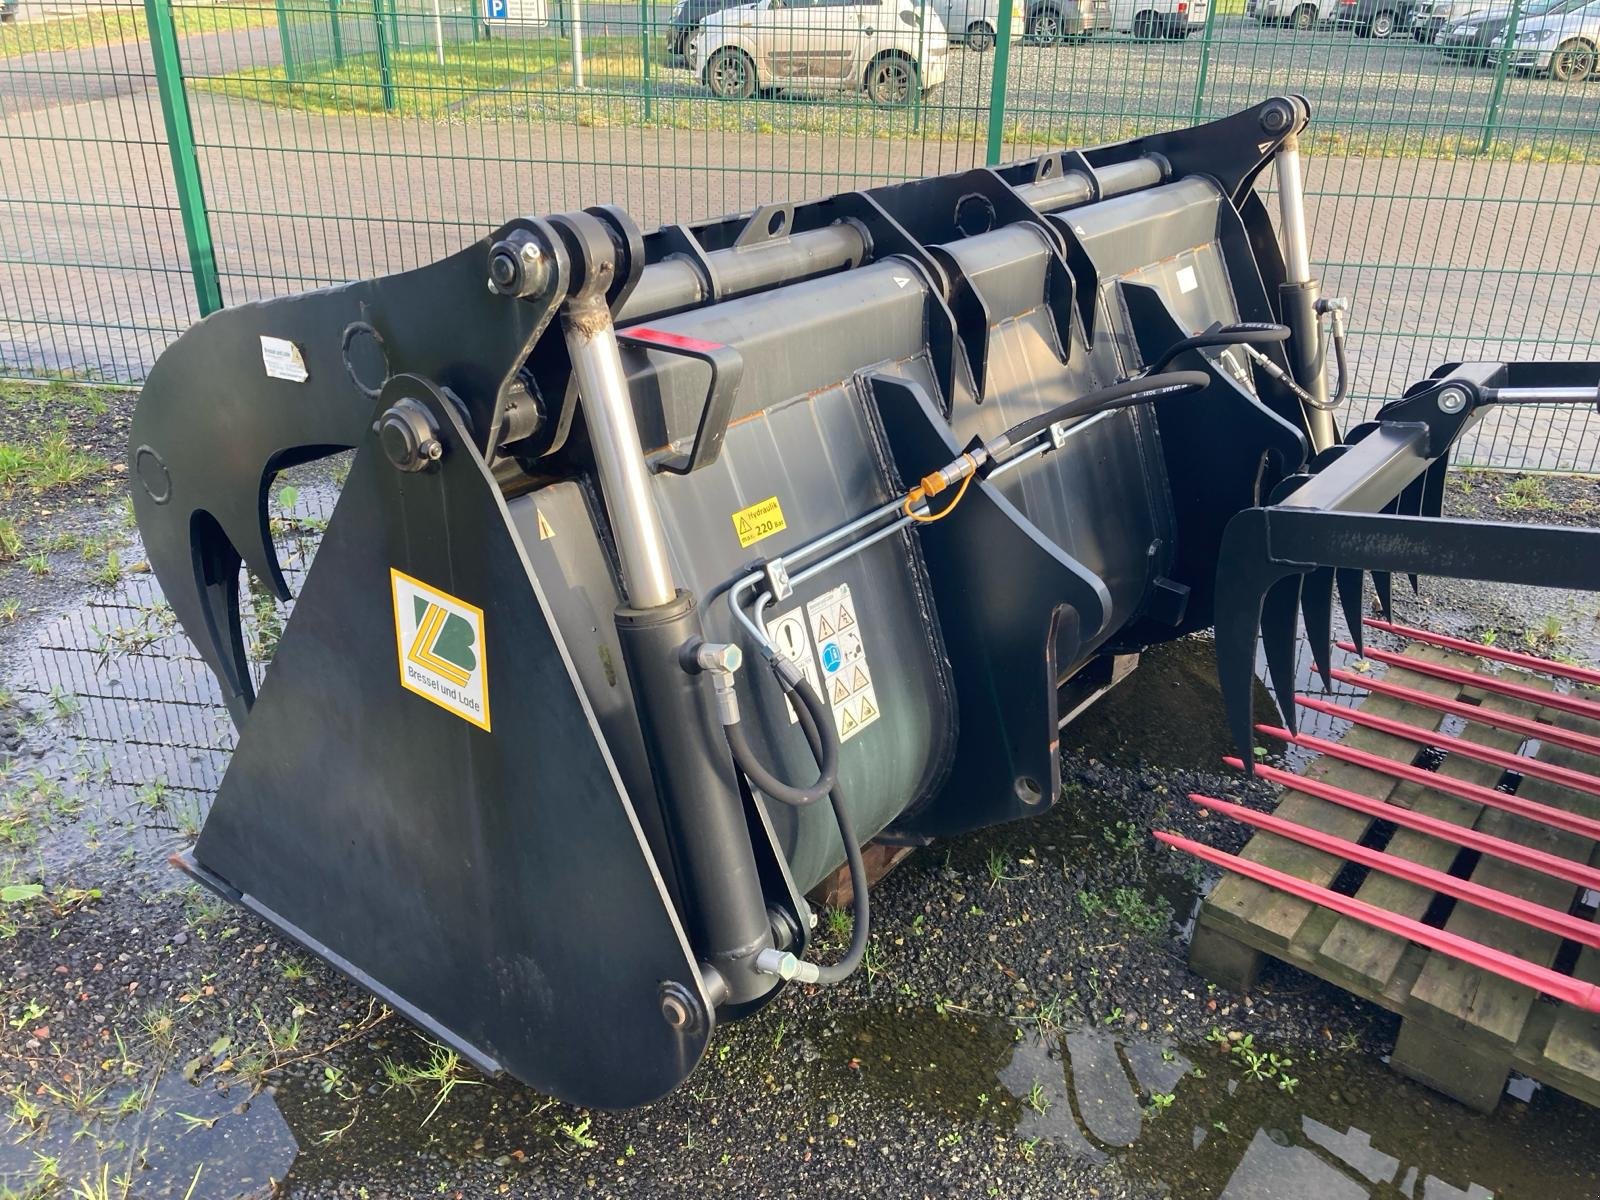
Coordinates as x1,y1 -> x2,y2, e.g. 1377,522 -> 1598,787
813,1005 -> 1600,1199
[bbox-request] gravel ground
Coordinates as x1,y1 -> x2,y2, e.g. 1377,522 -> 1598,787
0,377 -> 1596,1197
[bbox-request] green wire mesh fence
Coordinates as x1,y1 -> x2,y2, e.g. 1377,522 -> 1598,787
2,0 -> 1596,468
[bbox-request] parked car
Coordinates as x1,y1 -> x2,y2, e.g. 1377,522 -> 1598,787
1497,0 -> 1600,78
1024,0 -> 1108,43
1333,0 -> 1418,36
1248,0 -> 1335,29
691,0 -> 950,105
1,0 -> 16,23
930,0 -> 1025,48
1409,0 -> 1482,40
1103,0 -> 1207,34
667,0 -> 751,64
1437,0 -> 1587,62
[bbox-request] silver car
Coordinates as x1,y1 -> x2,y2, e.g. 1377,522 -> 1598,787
1498,0 -> 1600,78
928,0 -> 1026,47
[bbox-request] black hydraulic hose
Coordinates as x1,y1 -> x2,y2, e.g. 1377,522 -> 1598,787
1145,322 -> 1290,374
993,370 -> 1210,455
724,673 -> 839,807
792,683 -> 869,985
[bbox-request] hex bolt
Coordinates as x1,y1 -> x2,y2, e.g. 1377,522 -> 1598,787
1436,386 -> 1469,414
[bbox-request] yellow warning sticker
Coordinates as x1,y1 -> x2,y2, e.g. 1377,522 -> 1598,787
536,509 -> 555,540
732,496 -> 787,549
391,568 -> 491,731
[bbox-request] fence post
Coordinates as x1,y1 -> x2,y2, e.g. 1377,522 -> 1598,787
1478,0 -> 1523,154
145,0 -> 224,316
275,0 -> 300,81
329,0 -> 345,66
373,0 -> 399,109
984,0 -> 1014,164
640,0 -> 652,119
1191,0 -> 1220,121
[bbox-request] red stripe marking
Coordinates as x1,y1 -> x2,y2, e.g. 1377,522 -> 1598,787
1257,723 -> 1600,841
1297,694 -> 1600,798
1331,668 -> 1600,759
622,326 -> 727,355
1365,618 -> 1600,689
1156,829 -> 1600,1011
1188,793 -> 1600,950
1223,755 -> 1600,891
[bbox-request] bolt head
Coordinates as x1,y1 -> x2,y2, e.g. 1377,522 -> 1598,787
519,240 -> 543,266
1436,386 -> 1468,414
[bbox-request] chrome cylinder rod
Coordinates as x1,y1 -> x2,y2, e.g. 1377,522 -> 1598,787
562,302 -> 678,609
1273,132 -> 1335,451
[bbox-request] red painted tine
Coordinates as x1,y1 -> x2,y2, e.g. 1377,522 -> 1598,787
1257,723 -> 1600,842
1336,642 -> 1600,723
1297,695 -> 1600,799
1364,618 -> 1600,690
1331,669 -> 1600,760
1156,830 -> 1600,1012
1221,756 -> 1600,892
1188,793 -> 1600,950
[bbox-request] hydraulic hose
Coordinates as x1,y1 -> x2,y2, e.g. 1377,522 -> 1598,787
1145,322 -> 1290,374
724,672 -> 839,807
991,370 -> 1211,457
796,710 -> 869,985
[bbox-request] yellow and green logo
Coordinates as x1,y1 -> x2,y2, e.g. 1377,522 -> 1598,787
390,569 -> 490,731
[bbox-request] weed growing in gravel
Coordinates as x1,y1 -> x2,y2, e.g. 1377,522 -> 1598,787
1025,1079 -> 1050,1115
1144,1090 -> 1175,1118
280,955 -> 309,982
0,598 -> 18,623
0,427 -> 108,493
1497,475 -> 1555,512
823,906 -> 853,941
558,1115 -> 600,1149
0,518 -> 19,562
381,1040 -> 482,1125
985,849 -> 1016,888
24,553 -> 50,577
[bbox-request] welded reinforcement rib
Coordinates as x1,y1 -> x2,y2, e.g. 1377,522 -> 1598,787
1256,723 -> 1600,842
1156,830 -> 1600,1012
1364,618 -> 1600,690
1220,756 -> 1600,891
1187,793 -> 1600,950
1330,668 -> 1600,759
1338,642 -> 1600,723
1296,695 -> 1600,798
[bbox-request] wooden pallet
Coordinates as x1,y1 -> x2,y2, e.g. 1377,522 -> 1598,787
1189,642 -> 1600,1112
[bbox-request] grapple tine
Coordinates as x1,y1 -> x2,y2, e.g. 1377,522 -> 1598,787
1261,575 -> 1304,732
1214,510 -> 1296,774
1299,566 -> 1336,688
1336,567 -> 1366,654
1398,475 -> 1427,593
1372,569 -> 1394,622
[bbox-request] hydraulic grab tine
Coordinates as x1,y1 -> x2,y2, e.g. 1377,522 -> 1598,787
1222,757 -> 1600,891
1187,793 -> 1600,950
1363,618 -> 1600,689
1155,830 -> 1600,1013
1295,695 -> 1600,798
1338,642 -> 1600,722
1299,567 -> 1337,688
1262,576 -> 1305,731
1330,668 -> 1600,759
1256,723 -> 1600,842
1336,567 -> 1367,656
1396,475 -> 1427,594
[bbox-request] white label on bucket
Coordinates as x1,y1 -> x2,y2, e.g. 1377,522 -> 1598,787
260,335 -> 309,383
1176,265 -> 1199,294
769,606 -> 821,725
805,583 -> 880,743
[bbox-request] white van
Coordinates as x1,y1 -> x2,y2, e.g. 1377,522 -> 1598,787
1103,0 -> 1208,36
693,0 -> 950,104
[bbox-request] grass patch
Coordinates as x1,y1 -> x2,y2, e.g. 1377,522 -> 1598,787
193,40 -> 1600,165
0,428 -> 107,494
0,2 -> 274,60
193,35 -> 636,117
